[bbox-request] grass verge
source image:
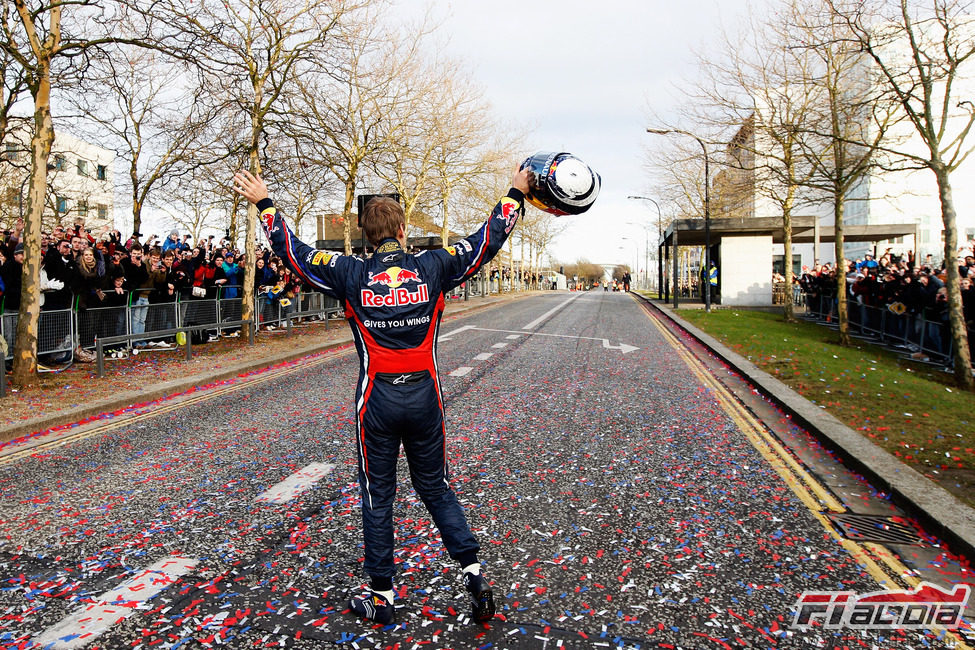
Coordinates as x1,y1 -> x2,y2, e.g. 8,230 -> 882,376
674,307 -> 975,507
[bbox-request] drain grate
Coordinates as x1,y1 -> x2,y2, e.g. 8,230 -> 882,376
827,512 -> 924,545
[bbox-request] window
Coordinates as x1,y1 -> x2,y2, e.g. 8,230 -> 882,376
77,159 -> 88,176
97,204 -> 108,219
78,200 -> 88,219
4,143 -> 18,161
4,187 -> 18,206
54,154 -> 66,171
56,195 -> 68,214
96,164 -> 107,181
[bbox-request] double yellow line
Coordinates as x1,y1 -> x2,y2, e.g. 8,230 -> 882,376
0,347 -> 353,467
638,299 -> 973,646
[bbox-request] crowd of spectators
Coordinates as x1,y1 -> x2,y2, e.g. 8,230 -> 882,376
794,246 -> 975,362
1,217 -> 548,366
0,218 -> 304,362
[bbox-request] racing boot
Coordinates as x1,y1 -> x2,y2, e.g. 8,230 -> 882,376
348,590 -> 394,625
463,571 -> 495,624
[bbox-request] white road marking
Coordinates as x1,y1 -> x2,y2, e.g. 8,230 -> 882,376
437,324 -> 475,342
449,327 -> 640,355
255,462 -> 335,504
474,352 -> 493,361
33,556 -> 197,649
505,335 -> 521,339
491,342 -> 508,349
522,293 -> 584,330
449,366 -> 474,377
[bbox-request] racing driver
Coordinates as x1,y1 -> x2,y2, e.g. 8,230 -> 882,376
233,166 -> 532,625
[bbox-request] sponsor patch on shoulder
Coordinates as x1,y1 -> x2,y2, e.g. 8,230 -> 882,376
311,251 -> 333,266
496,197 -> 520,233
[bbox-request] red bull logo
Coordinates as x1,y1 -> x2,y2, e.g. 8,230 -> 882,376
496,197 -> 519,233
362,266 -> 429,307
367,266 -> 420,288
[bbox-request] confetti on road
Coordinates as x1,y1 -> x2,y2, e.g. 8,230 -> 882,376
1,293 -> 971,649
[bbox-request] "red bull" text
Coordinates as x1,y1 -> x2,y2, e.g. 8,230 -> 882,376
361,283 -> 430,307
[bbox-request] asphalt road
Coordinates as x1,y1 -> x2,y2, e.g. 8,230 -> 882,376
1,291 -> 971,649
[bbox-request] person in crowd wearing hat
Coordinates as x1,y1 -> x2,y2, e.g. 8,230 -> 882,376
124,231 -> 143,251
162,229 -> 182,253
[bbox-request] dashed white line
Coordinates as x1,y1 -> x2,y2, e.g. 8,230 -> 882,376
491,342 -> 508,349
255,462 -> 335,504
474,352 -> 493,361
34,556 -> 197,649
522,293 -> 584,329
449,366 -> 474,377
505,335 -> 521,339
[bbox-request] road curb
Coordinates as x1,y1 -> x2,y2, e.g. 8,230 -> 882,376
646,298 -> 975,561
1,293 -> 532,447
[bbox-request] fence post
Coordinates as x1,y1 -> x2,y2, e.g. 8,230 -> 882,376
185,329 -> 193,361
96,338 -> 105,378
248,320 -> 255,345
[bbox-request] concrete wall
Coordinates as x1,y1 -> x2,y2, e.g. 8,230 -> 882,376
720,235 -> 773,306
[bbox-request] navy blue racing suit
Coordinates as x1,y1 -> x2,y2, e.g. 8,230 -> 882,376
257,189 -> 524,581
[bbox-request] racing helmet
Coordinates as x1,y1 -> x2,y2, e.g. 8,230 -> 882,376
520,151 -> 601,216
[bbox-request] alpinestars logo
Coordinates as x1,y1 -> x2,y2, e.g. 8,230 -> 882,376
791,582 -> 971,630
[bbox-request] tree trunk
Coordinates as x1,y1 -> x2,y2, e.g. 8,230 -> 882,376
130,155 -> 142,234
241,78 -> 263,328
342,182 -> 354,256
932,163 -> 973,389
439,184 -> 450,248
833,193 -> 850,346
12,63 -> 55,386
241,146 -> 261,326
782,186 -> 795,322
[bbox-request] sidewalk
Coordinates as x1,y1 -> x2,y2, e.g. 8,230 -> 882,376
0,292 -> 533,448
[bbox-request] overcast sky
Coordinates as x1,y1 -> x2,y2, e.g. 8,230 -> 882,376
394,0 -> 753,271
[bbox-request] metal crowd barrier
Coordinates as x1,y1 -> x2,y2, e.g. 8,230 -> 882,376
1,286 -> 343,365
2,308 -> 76,365
802,293 -> 955,365
94,320 -> 255,378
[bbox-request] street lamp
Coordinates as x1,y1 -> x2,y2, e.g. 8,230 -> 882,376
628,195 -> 662,293
647,128 -> 711,312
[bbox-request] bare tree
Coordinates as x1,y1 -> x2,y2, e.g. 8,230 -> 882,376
0,2 -> 30,229
1,0 -> 154,385
789,0 -> 899,346
147,0 -> 352,326
287,11 -> 421,255
692,6 -> 823,321
65,45 -> 214,235
156,170 -> 221,243
834,0 -> 974,388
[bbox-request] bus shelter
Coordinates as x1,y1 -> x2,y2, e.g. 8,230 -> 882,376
657,216 -> 919,308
